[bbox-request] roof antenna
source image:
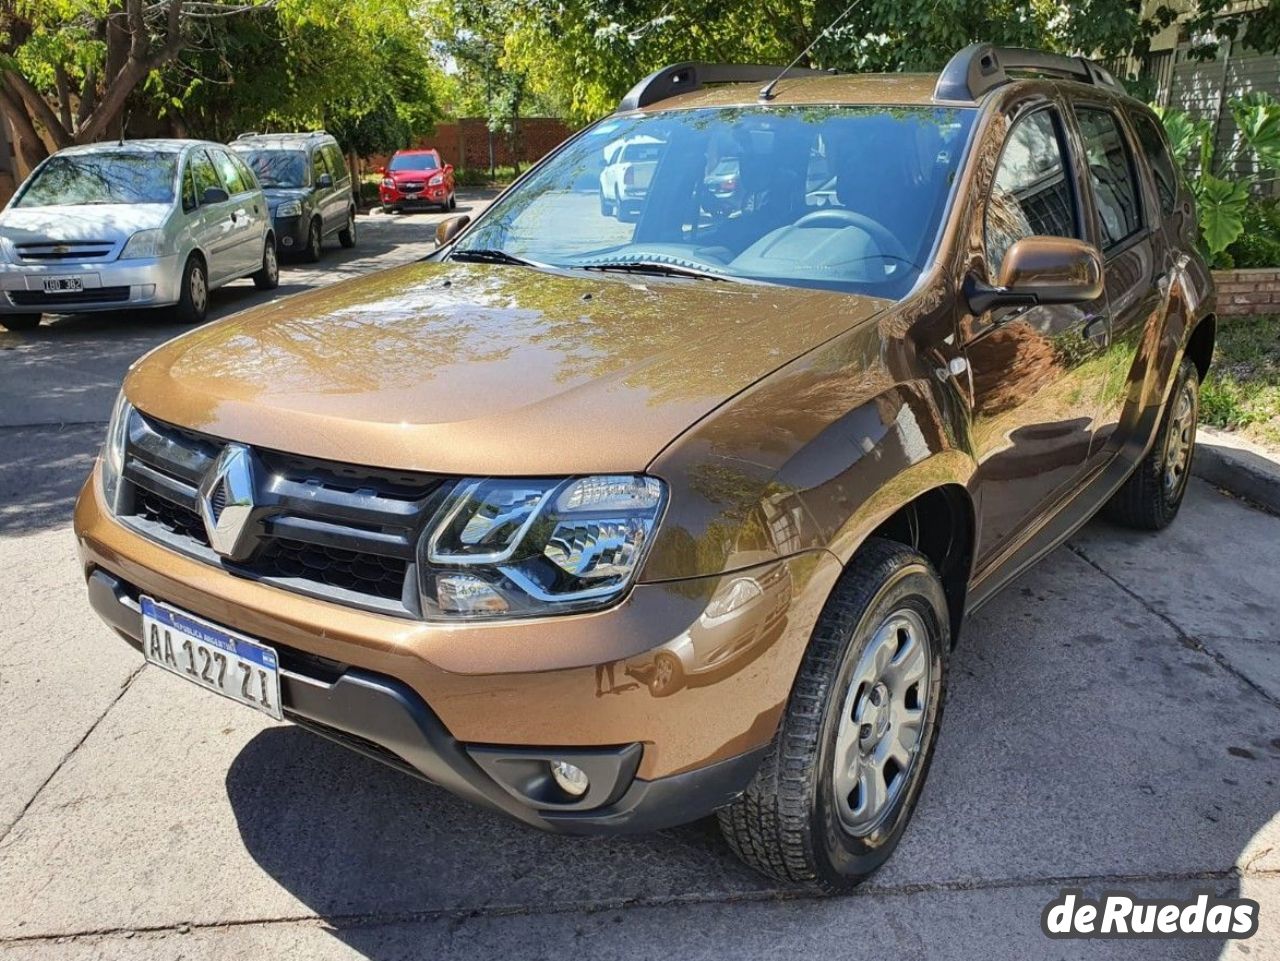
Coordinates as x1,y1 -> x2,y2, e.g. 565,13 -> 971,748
759,0 -> 867,101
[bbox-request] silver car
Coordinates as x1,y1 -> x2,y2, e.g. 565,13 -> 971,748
0,139 -> 277,332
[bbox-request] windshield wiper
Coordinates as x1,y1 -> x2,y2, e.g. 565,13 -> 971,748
450,248 -> 550,269
575,260 -> 746,283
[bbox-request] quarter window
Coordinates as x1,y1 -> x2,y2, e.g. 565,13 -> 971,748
211,149 -> 250,195
1130,110 -> 1179,217
1076,107 -> 1143,249
985,109 -> 1078,272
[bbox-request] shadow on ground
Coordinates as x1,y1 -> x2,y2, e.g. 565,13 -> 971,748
224,523 -> 1280,960
0,423 -> 101,536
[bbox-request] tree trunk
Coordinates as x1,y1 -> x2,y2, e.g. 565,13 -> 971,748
0,85 -> 49,169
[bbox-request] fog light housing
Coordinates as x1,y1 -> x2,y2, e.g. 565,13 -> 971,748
549,760 -> 589,797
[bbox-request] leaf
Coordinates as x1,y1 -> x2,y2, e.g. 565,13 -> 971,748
1230,92 -> 1280,173
1152,104 -> 1213,172
1195,174 -> 1250,255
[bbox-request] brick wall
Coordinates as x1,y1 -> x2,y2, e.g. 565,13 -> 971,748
364,117 -> 572,173
1213,269 -> 1280,316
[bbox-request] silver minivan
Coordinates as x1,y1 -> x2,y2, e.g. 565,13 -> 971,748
0,139 -> 277,332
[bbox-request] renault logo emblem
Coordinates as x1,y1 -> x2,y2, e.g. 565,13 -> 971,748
198,444 -> 257,560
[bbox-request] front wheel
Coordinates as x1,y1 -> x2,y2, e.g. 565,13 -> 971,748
174,255 -> 208,325
0,313 -> 42,332
251,238 -> 279,290
302,218 -> 322,262
718,539 -> 949,891
339,210 -> 357,248
1102,357 -> 1200,530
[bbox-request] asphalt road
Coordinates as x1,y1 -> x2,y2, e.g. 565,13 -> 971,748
0,193 -> 1277,958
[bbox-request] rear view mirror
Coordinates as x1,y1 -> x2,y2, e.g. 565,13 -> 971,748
435,215 -> 471,248
966,236 -> 1103,314
201,186 -> 229,206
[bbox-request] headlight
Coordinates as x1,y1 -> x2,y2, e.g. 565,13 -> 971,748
381,178 -> 395,188
428,173 -> 444,186
119,228 -> 167,260
99,391 -> 134,514
418,475 -> 666,619
276,200 -> 302,218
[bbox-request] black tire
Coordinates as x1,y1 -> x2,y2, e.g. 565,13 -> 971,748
251,238 -> 279,290
381,203 -> 394,215
599,191 -> 613,216
1103,357 -> 1200,531
448,192 -> 458,211
303,218 -> 322,262
0,313 -> 42,332
174,255 -> 208,325
718,538 -> 949,891
339,209 -> 357,248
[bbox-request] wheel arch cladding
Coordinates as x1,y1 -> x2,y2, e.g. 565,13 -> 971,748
1184,313 -> 1215,383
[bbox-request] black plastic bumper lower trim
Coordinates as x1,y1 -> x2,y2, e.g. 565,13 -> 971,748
84,566 -> 767,834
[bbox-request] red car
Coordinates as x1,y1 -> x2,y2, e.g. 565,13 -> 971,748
379,149 -> 457,213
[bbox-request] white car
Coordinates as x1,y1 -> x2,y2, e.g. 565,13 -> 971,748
0,139 -> 277,332
598,135 -> 664,222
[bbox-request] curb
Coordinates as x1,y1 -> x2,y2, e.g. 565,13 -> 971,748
1192,426 -> 1280,514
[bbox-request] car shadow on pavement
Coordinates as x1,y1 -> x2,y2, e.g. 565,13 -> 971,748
224,534 -> 1279,960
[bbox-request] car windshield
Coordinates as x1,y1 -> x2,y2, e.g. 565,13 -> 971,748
389,154 -> 438,172
16,152 -> 178,207
237,149 -> 307,188
453,105 -> 976,297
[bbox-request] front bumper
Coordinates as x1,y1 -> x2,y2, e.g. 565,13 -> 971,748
380,185 -> 449,207
0,254 -> 182,313
271,213 -> 308,250
75,469 -> 842,832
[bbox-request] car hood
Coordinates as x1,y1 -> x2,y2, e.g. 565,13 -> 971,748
125,261 -> 889,475
387,169 -> 439,182
0,203 -> 171,243
261,186 -> 310,213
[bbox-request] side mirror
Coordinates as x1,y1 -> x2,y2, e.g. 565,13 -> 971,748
380,166 -> 388,176
966,236 -> 1103,314
316,172 -> 334,189
201,186 -> 229,206
435,215 -> 471,247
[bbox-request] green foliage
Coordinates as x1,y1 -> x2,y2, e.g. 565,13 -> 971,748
1199,312 -> 1280,452
1155,93 -> 1280,261
1196,175 -> 1250,255
1225,198 -> 1280,269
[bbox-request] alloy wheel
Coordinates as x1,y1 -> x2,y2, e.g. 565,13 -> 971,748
190,264 -> 207,314
264,243 -> 278,282
1162,378 -> 1197,497
832,607 -> 932,836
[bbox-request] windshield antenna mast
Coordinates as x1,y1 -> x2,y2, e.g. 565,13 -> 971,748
759,0 -> 866,102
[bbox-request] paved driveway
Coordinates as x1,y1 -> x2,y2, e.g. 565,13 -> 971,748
0,202 -> 1277,958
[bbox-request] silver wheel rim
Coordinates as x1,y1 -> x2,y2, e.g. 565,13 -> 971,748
265,243 -> 277,280
348,213 -> 356,240
311,223 -> 320,256
1162,379 -> 1197,496
654,656 -> 674,688
833,607 -> 932,836
190,265 -> 207,313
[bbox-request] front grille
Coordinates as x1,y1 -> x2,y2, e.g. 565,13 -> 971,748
119,411 -> 445,617
10,286 -> 130,306
16,241 -> 116,261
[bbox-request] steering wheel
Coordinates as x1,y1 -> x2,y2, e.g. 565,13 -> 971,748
793,208 -> 913,265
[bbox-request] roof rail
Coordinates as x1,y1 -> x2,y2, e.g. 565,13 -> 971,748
235,132 -> 260,140
934,43 -> 1123,101
616,61 -> 827,113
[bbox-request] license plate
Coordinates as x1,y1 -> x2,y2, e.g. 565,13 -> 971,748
140,597 -> 282,720
42,276 -> 84,294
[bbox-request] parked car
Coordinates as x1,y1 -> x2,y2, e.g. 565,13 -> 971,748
230,131 -> 356,261
76,45 -> 1215,891
379,149 -> 457,213
599,135 -> 663,221
0,139 -> 276,331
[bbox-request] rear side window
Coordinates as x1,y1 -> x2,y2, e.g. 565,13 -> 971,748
228,152 -> 259,192
1076,107 -> 1143,249
312,148 -> 330,180
985,109 -> 1078,271
1130,111 -> 1179,217
324,145 -> 347,182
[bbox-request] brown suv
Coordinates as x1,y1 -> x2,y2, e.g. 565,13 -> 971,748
75,44 -> 1214,891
